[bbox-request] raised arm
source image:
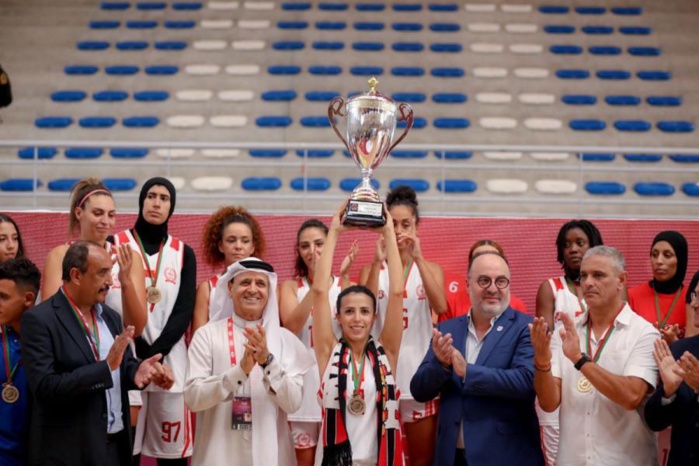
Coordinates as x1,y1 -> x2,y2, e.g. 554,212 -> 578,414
535,280 -> 556,330
279,279 -> 313,335
359,237 -> 386,297
116,244 -> 147,336
378,212 -> 403,371
41,245 -> 68,301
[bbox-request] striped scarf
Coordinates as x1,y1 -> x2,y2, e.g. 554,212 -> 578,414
320,338 -> 404,466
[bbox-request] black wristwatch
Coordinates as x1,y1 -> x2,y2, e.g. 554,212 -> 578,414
574,353 -> 591,371
261,353 -> 274,369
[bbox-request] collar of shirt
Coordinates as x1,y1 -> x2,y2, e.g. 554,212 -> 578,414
578,303 -> 632,341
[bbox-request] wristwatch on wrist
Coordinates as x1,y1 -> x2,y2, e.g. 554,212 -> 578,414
574,353 -> 591,371
261,353 -> 274,369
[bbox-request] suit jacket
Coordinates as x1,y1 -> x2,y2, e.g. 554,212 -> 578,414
410,307 -> 544,466
21,291 -> 141,465
645,335 -> 699,466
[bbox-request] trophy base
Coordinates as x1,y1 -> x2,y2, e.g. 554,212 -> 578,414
343,199 -> 386,227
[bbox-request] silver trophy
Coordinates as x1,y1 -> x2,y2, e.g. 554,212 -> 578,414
329,77 -> 414,227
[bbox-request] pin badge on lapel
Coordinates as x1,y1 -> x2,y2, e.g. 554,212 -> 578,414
496,326 -> 504,332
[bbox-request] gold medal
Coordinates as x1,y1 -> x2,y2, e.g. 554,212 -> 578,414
2,383 -> 19,404
348,391 -> 366,415
146,286 -> 162,304
577,376 -> 592,393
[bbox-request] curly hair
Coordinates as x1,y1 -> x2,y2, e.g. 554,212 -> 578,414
555,220 -> 604,266
68,177 -> 112,237
293,219 -> 328,279
386,185 -> 420,225
202,206 -> 266,267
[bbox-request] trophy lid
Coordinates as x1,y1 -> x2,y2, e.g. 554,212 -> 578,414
346,77 -> 397,108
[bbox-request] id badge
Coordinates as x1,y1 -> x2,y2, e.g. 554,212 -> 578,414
231,396 -> 252,430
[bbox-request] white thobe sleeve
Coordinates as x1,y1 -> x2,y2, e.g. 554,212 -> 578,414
261,357 -> 304,414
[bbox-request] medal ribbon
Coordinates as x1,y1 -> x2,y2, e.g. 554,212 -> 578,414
565,277 -> 587,313
227,317 -> 237,366
1,326 -> 21,385
585,304 -> 624,363
350,348 -> 367,395
133,231 -> 165,310
61,287 -> 101,361
653,288 -> 682,329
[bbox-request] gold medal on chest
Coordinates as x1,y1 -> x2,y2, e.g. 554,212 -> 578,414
577,376 -> 592,393
146,286 -> 162,304
348,391 -> 366,415
2,383 -> 20,404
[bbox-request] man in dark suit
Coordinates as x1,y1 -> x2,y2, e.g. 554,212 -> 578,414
645,281 -> 699,466
411,251 -> 543,466
21,241 -> 173,466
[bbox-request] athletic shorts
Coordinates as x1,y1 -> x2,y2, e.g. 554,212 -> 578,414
290,421 -> 320,449
399,398 -> 438,423
134,392 -> 193,458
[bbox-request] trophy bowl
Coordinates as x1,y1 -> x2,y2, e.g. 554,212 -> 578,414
328,77 -> 414,227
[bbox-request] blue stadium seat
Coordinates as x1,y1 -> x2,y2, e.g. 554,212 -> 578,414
355,22 -> 384,31
242,177 -> 282,191
48,178 -> 80,191
261,90 -> 297,101
657,121 -> 694,133
550,45 -> 583,55
556,69 -> 589,79
340,178 -> 380,192
18,147 -> 58,159
172,2 -> 202,10
256,116 -> 293,127
103,178 -> 137,191
353,42 -> 385,51
155,41 -> 187,50
319,2 -> 348,10
110,148 -> 148,158
351,66 -> 384,76
544,25 -> 575,34
539,5 -> 570,14
437,179 -> 477,193
579,153 -> 616,162
356,3 -> 385,11
430,43 -> 462,53
274,41 -> 305,50
116,41 -> 148,51
295,150 -> 334,158
614,120 -> 651,132
589,46 -> 621,55
570,120 -> 606,131
647,96 -> 682,107
393,3 -> 422,11
392,67 -> 424,77
431,67 -> 464,77
392,22 -> 423,31
434,151 -> 472,160
312,41 -> 344,50
389,179 -> 429,192
562,95 -> 597,105
432,93 -> 467,103
305,91 -> 340,101
669,155 -> 699,163
393,43 -> 424,52
0,179 -> 42,192
300,116 -> 330,127
134,91 -> 169,102
635,182 -> 674,196
93,90 -> 129,102
682,183 -> 699,196
282,2 -> 311,10
392,92 -> 426,103
268,66 -> 301,76
390,150 -> 428,159
430,23 -> 460,32
137,2 -> 166,10
105,65 -> 139,75
278,21 -> 308,29
127,20 -> 157,29
35,117 -> 73,128
597,70 -> 631,80
249,149 -> 287,158
145,65 -> 178,75
637,71 -> 671,81
623,154 -> 662,162
79,117 -> 117,128
101,2 -> 130,10
575,6 -> 605,14
308,66 -> 342,75
629,47 -> 661,56
77,41 -> 110,51
585,181 -> 626,195
434,118 -> 469,129
619,26 -> 652,35
65,65 -> 99,75
65,148 -> 104,159
428,3 -> 458,12
581,26 -> 613,35
611,6 -> 642,15
605,95 -> 641,106
399,117 -> 427,129
315,21 -> 346,30
290,177 -> 331,191
122,116 -> 159,128
51,91 -> 87,102
90,21 -> 120,29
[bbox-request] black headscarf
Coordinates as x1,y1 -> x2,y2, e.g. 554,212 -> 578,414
649,230 -> 688,294
686,270 -> 699,304
134,177 -> 176,246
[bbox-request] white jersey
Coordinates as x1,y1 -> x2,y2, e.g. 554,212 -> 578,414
549,276 -> 586,329
289,276 -> 341,422
103,241 -> 123,316
114,230 -> 187,392
207,274 -> 222,319
373,261 -> 432,400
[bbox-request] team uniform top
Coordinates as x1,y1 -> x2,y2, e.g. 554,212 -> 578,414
628,282 -> 688,336
548,276 -> 587,329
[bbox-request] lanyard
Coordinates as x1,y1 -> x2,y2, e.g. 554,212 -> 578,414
565,277 -> 587,314
227,317 -> 237,366
133,231 -> 165,290
62,287 -> 101,361
350,348 -> 367,394
585,305 -> 623,363
1,326 -> 21,385
654,288 -> 682,329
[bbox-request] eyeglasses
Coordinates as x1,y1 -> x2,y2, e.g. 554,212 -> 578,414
691,291 -> 698,303
475,275 -> 510,290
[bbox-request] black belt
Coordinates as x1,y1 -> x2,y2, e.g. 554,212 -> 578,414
106,432 -> 122,443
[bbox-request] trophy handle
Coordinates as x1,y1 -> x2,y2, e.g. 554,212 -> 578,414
388,102 -> 414,153
328,97 -> 350,152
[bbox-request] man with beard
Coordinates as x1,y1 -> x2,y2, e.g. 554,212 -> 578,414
411,251 -> 543,466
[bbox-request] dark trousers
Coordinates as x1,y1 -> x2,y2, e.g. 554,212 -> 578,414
454,448 -> 468,466
105,431 -> 130,466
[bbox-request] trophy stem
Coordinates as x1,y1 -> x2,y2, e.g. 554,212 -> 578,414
352,168 -> 379,202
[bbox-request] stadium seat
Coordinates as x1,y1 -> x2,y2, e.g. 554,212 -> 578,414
300,116 -> 330,127
635,182 -> 674,196
134,91 -> 169,102
167,115 -> 205,128
469,23 -> 501,33
569,120 -> 606,131
390,150 -> 428,159
505,24 -> 537,33
585,182 -> 626,195
319,2 -> 348,10
51,91 -> 87,102
556,69 -> 589,79
550,45 -> 583,55
351,66 -> 384,76
209,1 -> 240,9
647,96 -> 682,107
93,90 -> 129,102
226,65 -> 259,75
392,23 -> 423,32
103,178 -> 138,191
116,41 -> 149,51
278,21 -> 308,29
629,47 -> 661,56
501,4 -> 532,13
177,90 -> 213,101
428,3 -> 458,12
431,68 -> 464,77
432,93 -> 467,103
465,4 -> 496,12
155,149 -> 195,159
122,116 -> 159,128
48,178 -> 80,191
18,147 -> 58,159
623,154 -> 662,162
35,117 -> 73,128
77,41 -> 110,51
316,21 -> 346,30
582,26 -> 613,35
210,115 -> 247,127
393,4 -> 422,11
605,96 -> 641,106
392,92 -> 426,103
90,21 -> 120,29
249,149 -> 286,158
173,2 -> 202,9
400,118 -> 427,129
431,23 -> 460,32
620,26 -> 652,35
681,183 -> 699,196
357,3 -> 385,11
612,6 -> 642,15
530,152 -> 570,161
282,2 -> 311,10
519,93 -> 555,105
393,43 -> 424,52
104,65 -> 139,75
65,148 -> 104,159
242,177 -> 282,191
535,180 -> 577,195
312,42 -> 344,50
576,6 -> 605,14
110,148 -> 149,158
308,66 -> 342,76
274,41 -> 305,50
638,71 -> 671,81
389,179 -> 429,192
434,118 -> 470,129
101,2 -> 130,10
434,151 -> 472,160
539,5 -> 569,14
339,178 -> 380,192
305,91 -> 340,101
201,149 -> 240,158
579,153 -> 615,162
296,150 -> 334,158
483,151 -> 522,161
597,70 -> 631,80
268,65 -> 301,75
669,155 -> 699,163
562,95 -> 597,105
193,40 -> 227,50
392,67 -> 425,77
486,179 -> 528,194
155,41 -> 187,50
657,121 -> 694,133
290,177 -> 331,191
437,179 -> 477,193
65,65 -> 99,75
79,117 -> 117,128
431,43 -> 463,53
473,67 -> 507,78
256,116 -> 293,127
145,65 -> 178,75
480,117 -> 516,129
261,90 -> 297,101
589,46 -> 621,56
0,179 -> 42,191
353,42 -> 385,51
137,2 -> 166,9
127,20 -> 157,29
476,91 -> 511,103
355,22 -> 385,31
192,177 -> 234,191
544,25 -> 575,34
525,118 -> 562,130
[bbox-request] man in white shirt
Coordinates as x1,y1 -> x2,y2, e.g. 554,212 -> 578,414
530,245 -> 659,465
184,259 -> 314,466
